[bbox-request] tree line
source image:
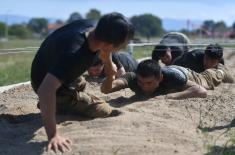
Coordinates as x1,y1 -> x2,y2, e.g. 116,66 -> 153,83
0,9 -> 235,40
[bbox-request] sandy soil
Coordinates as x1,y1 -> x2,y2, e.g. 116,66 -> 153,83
0,51 -> 235,155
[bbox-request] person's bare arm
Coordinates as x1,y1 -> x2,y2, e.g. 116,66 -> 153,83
155,80 -> 207,100
101,78 -> 128,94
99,51 -> 117,77
37,73 -> 72,153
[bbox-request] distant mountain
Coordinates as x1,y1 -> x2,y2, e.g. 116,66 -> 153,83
0,14 -> 59,25
0,14 -> 203,31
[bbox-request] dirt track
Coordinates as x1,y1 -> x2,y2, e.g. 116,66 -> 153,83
0,51 -> 235,155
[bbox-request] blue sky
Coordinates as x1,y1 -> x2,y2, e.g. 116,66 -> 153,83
1,0 -> 235,26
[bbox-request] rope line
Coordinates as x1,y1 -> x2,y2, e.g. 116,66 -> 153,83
0,42 -> 235,55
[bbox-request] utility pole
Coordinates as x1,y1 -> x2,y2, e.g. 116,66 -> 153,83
4,10 -> 10,41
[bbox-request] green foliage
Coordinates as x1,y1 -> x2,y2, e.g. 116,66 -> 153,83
55,19 -> 64,25
202,20 -> 227,32
27,18 -> 48,34
67,12 -> 83,23
8,24 -> 32,39
130,14 -> 164,39
213,21 -> 227,32
202,20 -> 215,31
86,9 -> 101,20
0,22 -> 6,37
232,22 -> 235,31
205,146 -> 235,155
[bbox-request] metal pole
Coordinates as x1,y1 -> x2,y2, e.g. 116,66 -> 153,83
4,11 -> 9,41
128,40 -> 134,55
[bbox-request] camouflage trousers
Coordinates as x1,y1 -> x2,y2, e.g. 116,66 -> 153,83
56,76 -> 112,118
187,68 -> 224,90
173,65 -> 225,90
33,77 -> 112,118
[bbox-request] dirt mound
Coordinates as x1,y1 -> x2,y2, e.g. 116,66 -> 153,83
0,50 -> 235,155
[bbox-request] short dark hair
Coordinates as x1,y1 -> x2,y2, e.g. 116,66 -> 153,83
136,59 -> 162,78
94,12 -> 135,47
152,45 -> 168,61
205,44 -> 223,60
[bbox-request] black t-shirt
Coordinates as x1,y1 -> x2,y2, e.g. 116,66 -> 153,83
172,49 -> 224,73
120,66 -> 188,97
95,52 -> 138,78
31,20 -> 96,91
112,52 -> 138,72
170,47 -> 184,64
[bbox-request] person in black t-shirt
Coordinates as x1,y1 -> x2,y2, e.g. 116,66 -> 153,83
101,59 -> 234,99
152,32 -> 190,65
87,52 -> 138,78
30,12 -> 134,153
101,59 -> 207,99
172,44 -> 225,73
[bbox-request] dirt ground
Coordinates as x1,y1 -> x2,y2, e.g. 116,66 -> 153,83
0,51 -> 235,155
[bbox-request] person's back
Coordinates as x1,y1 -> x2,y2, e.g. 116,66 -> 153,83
31,19 -> 96,91
112,52 -> 138,72
172,49 -> 205,73
172,44 -> 225,73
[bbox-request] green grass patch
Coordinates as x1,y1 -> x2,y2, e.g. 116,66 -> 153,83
0,39 -> 42,49
132,45 -> 155,59
0,52 -> 36,86
123,45 -> 155,59
202,127 -> 235,155
0,38 -> 234,86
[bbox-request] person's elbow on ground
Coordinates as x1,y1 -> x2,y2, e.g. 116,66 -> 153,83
100,80 -> 113,94
101,79 -> 125,94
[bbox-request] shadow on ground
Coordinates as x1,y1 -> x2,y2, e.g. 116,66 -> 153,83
0,112 -> 97,155
198,118 -> 235,132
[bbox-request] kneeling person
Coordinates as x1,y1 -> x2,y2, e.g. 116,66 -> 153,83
31,12 -> 134,153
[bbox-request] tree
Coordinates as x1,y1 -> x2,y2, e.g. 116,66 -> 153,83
67,12 -> 83,23
130,14 -> 164,39
0,22 -> 6,37
202,20 -> 215,31
86,9 -> 101,20
27,18 -> 48,34
232,22 -> 235,31
9,24 -> 32,39
55,19 -> 64,25
213,21 -> 227,32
